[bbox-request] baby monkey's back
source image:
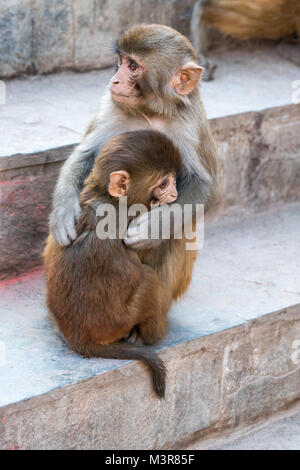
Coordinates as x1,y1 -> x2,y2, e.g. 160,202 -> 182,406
44,130 -> 181,398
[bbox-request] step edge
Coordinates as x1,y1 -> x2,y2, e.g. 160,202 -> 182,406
1,102 -> 298,173
1,301 -> 299,413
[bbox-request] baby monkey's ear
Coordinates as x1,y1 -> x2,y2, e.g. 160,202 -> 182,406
108,170 -> 130,197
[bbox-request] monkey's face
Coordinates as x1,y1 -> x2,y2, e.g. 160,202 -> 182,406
98,131 -> 181,209
108,169 -> 178,209
111,25 -> 203,115
109,54 -> 145,107
151,173 -> 178,206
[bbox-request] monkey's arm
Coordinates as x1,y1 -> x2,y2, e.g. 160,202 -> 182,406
124,169 -> 210,250
124,118 -> 217,250
49,142 -> 97,245
50,110 -> 118,245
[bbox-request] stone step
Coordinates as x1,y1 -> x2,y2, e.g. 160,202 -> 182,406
1,46 -> 300,279
1,46 -> 299,160
184,401 -> 300,450
0,202 -> 299,450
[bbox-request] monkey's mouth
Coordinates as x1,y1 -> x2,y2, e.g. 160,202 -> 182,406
111,91 -> 131,98
110,89 -> 142,104
110,91 -> 140,102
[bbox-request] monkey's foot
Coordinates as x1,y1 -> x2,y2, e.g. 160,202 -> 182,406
199,55 -> 218,81
276,42 -> 300,67
121,326 -> 144,345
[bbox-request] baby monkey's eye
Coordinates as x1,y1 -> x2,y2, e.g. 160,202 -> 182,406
159,178 -> 168,189
129,62 -> 138,72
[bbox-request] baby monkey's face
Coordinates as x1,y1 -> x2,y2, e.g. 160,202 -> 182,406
107,168 -> 178,209
151,173 -> 178,207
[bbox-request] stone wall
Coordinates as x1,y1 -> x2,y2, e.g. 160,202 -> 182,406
0,0 -> 195,78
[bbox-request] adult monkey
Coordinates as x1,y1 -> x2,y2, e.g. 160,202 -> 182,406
50,24 -> 218,299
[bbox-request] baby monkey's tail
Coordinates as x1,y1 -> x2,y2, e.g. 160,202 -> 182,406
72,342 -> 166,398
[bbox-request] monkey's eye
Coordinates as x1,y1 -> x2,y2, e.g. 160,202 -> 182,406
129,62 -> 138,72
159,178 -> 168,190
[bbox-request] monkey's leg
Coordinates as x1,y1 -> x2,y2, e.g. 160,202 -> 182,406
162,239 -> 198,301
140,238 -> 198,302
276,32 -> 300,67
127,265 -> 172,345
191,0 -> 218,81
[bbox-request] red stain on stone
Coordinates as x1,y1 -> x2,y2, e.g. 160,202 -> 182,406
0,179 -> 29,185
1,418 -> 6,424
8,444 -> 24,451
0,267 -> 44,290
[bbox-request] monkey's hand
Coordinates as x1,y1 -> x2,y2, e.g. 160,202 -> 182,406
49,191 -> 82,246
124,205 -> 177,250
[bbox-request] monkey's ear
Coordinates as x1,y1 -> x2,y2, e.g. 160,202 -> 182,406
108,170 -> 130,197
172,63 -> 203,96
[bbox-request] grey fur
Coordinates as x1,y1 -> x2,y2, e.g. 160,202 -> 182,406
50,31 -> 217,247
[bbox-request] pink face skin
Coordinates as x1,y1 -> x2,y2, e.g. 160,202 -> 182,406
109,54 -> 144,105
151,173 -> 178,206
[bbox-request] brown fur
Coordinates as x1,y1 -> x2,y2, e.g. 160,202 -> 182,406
191,0 -> 300,80
203,0 -> 300,40
114,25 -> 217,300
138,238 -> 197,302
50,25 -> 218,334
44,130 -> 181,398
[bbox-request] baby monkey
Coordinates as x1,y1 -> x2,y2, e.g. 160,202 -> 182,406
44,130 -> 181,398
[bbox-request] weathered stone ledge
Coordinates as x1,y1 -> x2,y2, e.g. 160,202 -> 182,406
0,202 -> 299,449
0,300 -> 299,450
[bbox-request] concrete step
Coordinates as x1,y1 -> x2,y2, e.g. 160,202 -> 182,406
0,202 -> 299,449
184,401 -> 300,450
1,46 -> 300,279
1,46 -> 299,160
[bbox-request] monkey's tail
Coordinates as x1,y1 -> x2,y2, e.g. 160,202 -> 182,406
72,342 -> 166,399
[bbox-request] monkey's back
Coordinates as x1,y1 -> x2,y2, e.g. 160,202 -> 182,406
43,232 -> 143,347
